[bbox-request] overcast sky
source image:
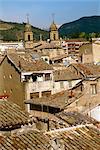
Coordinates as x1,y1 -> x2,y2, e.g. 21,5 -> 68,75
0,0 -> 100,29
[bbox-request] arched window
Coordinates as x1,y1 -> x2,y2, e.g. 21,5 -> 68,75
28,34 -> 30,41
53,34 -> 56,40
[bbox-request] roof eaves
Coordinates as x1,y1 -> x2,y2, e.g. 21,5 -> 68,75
7,55 -> 21,73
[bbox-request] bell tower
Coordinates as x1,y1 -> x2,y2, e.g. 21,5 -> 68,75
49,14 -> 59,41
24,14 -> 34,49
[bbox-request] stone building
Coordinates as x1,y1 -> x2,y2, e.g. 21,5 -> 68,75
24,20 -> 34,49
0,53 -> 53,109
49,21 -> 59,41
92,40 -> 100,64
66,64 -> 100,114
79,43 -> 93,64
61,39 -> 85,57
53,68 -> 82,93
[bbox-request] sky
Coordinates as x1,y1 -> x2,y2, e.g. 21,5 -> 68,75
0,0 -> 100,29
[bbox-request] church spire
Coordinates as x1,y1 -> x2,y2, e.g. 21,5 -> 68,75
26,13 -> 29,24
52,13 -> 55,23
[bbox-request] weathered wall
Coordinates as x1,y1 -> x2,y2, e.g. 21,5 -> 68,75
25,80 -> 53,99
92,43 -> 100,64
82,54 -> 93,64
50,31 -> 59,41
66,78 -> 100,113
0,57 -> 25,109
53,79 -> 81,94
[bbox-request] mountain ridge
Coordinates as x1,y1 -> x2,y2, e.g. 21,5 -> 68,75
0,20 -> 49,41
0,15 -> 100,41
59,16 -> 100,38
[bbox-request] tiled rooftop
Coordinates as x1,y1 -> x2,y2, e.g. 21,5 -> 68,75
0,130 -> 50,150
0,99 -> 29,130
0,125 -> 100,150
33,42 -> 61,50
45,125 -> 100,150
56,111 -> 94,126
50,54 -> 67,61
25,90 -> 74,109
6,53 -> 53,72
29,110 -> 94,131
54,68 -> 82,81
70,63 -> 100,77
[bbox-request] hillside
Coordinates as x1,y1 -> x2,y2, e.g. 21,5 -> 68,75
59,16 -> 100,38
0,20 -> 49,41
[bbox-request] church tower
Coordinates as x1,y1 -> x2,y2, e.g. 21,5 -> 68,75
49,15 -> 59,41
24,15 -> 33,49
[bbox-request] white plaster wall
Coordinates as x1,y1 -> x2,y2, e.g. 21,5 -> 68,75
88,105 -> 100,122
25,80 -> 53,95
53,82 -> 61,94
53,80 -> 81,94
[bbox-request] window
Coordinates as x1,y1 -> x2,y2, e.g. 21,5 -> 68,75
32,75 -> 37,82
53,34 -> 56,40
45,73 -> 50,81
10,89 -> 13,93
30,104 -> 41,111
28,34 -> 30,41
9,75 -> 12,79
91,84 -> 97,95
45,58 -> 48,61
4,90 -> 6,93
30,92 -> 39,99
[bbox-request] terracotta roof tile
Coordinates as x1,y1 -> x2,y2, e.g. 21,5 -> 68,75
56,111 -> 95,126
7,53 -> 53,72
54,68 -> 82,81
70,63 -> 100,77
0,99 -> 29,130
50,54 -> 68,61
33,42 -> 61,50
25,90 -> 76,109
0,125 -> 100,149
46,125 -> 100,150
0,130 -> 50,150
